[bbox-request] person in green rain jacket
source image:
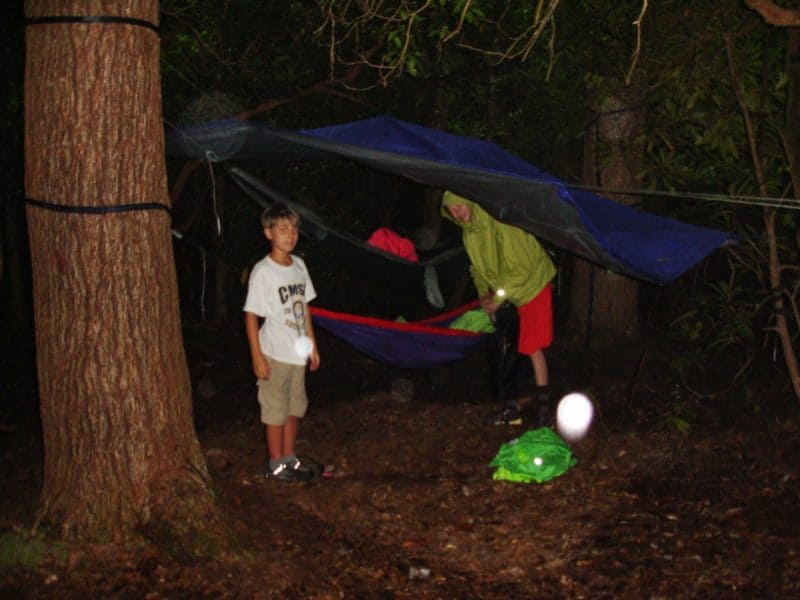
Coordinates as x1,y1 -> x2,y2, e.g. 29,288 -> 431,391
442,190 -> 556,425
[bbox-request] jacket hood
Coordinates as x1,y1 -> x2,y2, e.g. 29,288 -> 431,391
440,190 -> 482,227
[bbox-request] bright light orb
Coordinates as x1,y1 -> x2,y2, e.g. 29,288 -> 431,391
556,392 -> 594,441
533,456 -> 543,467
495,288 -> 506,298
293,336 -> 314,359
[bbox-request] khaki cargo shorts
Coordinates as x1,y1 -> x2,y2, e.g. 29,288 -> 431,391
256,358 -> 308,425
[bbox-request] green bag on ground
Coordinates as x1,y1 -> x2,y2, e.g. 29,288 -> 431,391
489,427 -> 577,483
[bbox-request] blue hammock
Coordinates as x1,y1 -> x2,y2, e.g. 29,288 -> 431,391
310,301 -> 487,369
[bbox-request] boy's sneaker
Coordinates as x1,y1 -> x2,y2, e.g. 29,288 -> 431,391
267,462 -> 314,483
288,457 -> 321,477
489,405 -> 523,426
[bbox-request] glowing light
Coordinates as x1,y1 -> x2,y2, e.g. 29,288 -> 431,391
556,392 -> 594,441
495,288 -> 506,298
533,456 -> 543,466
293,336 -> 314,359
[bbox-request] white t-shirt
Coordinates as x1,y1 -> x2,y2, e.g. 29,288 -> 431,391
243,254 -> 317,366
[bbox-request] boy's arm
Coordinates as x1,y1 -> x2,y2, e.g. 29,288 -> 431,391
469,264 -> 491,298
244,311 -> 270,380
305,310 -> 320,371
469,264 -> 500,314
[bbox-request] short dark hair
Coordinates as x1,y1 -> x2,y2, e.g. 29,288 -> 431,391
261,203 -> 300,229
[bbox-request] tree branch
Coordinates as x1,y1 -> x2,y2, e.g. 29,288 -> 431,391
625,0 -> 649,84
745,0 -> 800,27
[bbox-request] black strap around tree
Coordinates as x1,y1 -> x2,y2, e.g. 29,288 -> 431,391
24,15 -> 159,35
25,197 -> 171,216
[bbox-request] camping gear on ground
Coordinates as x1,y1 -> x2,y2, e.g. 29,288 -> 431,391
489,427 -> 577,483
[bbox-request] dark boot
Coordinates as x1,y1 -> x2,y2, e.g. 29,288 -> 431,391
534,386 -> 552,427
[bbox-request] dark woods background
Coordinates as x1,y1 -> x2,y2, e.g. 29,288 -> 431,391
3,1 -> 799,410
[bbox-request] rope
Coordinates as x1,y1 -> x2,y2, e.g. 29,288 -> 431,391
562,182 -> 800,211
200,247 -> 207,320
206,151 -> 222,236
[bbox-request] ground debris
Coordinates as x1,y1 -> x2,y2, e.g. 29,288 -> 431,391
2,337 -> 799,598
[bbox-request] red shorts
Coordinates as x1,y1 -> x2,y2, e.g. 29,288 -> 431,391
517,283 -> 553,355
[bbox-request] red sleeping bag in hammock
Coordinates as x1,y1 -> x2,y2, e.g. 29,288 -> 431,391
367,227 -> 419,262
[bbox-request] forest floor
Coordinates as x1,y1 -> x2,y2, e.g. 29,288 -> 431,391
1,323 -> 799,599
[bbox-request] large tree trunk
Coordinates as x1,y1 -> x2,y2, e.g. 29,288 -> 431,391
24,0 -> 212,542
565,88 -> 642,350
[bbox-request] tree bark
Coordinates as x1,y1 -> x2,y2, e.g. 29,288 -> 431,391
24,0 -> 212,542
565,88 -> 642,350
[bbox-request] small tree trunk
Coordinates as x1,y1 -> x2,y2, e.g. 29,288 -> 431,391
725,33 -> 800,402
565,88 -> 642,350
781,28 -> 800,400
25,0 -> 213,542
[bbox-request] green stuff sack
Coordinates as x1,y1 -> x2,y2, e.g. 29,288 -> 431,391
448,309 -> 496,333
490,427 -> 577,483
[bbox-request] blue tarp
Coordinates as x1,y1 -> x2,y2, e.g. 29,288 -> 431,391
166,115 -> 737,284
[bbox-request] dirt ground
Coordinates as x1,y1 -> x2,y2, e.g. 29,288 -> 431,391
1,325 -> 799,599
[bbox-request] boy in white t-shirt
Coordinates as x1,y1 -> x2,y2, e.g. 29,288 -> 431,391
244,203 -> 320,482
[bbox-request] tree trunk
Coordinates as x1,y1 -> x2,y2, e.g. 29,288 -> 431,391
565,88 -> 642,350
24,0 -> 212,542
784,28 -> 800,195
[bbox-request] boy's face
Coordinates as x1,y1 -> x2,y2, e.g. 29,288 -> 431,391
446,203 -> 472,223
265,217 -> 299,253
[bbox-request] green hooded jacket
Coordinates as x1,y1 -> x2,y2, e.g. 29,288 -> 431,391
442,191 -> 556,306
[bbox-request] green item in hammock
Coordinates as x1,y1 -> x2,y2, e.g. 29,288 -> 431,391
489,427 -> 577,483
448,309 -> 496,333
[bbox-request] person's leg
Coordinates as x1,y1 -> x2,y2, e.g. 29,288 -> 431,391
518,284 -> 554,425
280,365 -> 317,475
259,371 -> 290,469
259,361 -> 311,479
267,424 -> 284,464
281,415 -> 299,457
530,348 -> 548,387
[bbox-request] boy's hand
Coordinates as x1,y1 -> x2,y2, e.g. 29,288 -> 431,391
308,345 -> 320,371
479,293 -> 501,315
252,353 -> 270,380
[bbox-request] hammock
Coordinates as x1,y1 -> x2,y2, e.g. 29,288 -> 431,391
310,301 -> 488,369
